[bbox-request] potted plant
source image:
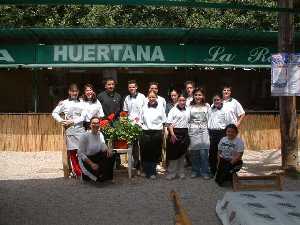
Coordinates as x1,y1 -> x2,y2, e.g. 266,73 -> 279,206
100,112 -> 142,149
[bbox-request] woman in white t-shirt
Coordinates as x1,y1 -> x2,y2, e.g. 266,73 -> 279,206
78,117 -> 115,183
166,94 -> 190,180
81,83 -> 104,130
140,91 -> 167,179
215,124 -> 244,186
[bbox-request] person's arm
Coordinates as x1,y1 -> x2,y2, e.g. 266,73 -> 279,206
236,113 -> 245,128
230,152 -> 243,165
52,100 -> 65,123
101,141 -> 112,157
97,100 -> 105,118
168,124 -> 177,144
217,138 -> 225,161
235,101 -> 245,128
123,96 -> 128,112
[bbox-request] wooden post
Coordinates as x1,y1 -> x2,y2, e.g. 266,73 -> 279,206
32,70 -> 38,113
278,0 -> 298,171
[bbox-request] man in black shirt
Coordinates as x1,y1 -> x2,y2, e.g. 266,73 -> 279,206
97,78 -> 123,169
97,78 -> 122,117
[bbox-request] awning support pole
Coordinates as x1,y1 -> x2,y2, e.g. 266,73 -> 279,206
32,70 -> 38,113
278,0 -> 298,171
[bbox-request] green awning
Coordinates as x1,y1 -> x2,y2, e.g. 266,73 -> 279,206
0,28 -> 299,69
0,1 -> 299,13
1,28 -> 299,44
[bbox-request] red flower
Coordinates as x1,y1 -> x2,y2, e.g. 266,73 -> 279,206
107,113 -> 115,121
119,111 -> 128,117
99,119 -> 109,127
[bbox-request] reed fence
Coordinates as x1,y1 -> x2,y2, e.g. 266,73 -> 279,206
0,113 -> 64,151
0,113 -> 299,151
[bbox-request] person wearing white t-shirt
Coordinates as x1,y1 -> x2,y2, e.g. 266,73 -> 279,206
166,94 -> 190,180
78,117 -> 115,183
123,80 -> 146,172
144,82 -> 166,111
123,80 -> 146,122
81,83 -> 104,130
143,82 -> 167,173
140,91 -> 166,179
215,124 -> 244,186
208,93 -> 235,176
52,83 -> 86,178
222,85 -> 245,128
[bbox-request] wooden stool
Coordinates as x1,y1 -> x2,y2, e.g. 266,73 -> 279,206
233,173 -> 283,191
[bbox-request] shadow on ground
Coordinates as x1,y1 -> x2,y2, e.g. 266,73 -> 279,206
0,175 -> 226,225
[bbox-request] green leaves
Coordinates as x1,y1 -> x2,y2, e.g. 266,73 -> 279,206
0,1 -> 299,30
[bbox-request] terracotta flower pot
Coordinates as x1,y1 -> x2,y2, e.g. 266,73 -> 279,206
114,139 -> 128,149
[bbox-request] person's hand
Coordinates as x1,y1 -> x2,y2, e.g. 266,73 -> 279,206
62,120 -> 73,127
106,149 -> 113,158
170,134 -> 177,144
90,162 -> 99,171
60,120 -> 67,125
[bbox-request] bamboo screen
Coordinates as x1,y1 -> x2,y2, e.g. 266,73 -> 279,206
0,113 -> 299,151
0,114 -> 64,151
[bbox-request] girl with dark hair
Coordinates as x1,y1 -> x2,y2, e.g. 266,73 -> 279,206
166,94 -> 190,180
215,124 -> 244,186
188,88 -> 210,179
81,83 -> 104,130
166,89 -> 179,116
52,83 -> 86,178
140,91 -> 167,179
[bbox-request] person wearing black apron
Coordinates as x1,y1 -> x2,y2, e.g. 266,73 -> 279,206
166,94 -> 190,180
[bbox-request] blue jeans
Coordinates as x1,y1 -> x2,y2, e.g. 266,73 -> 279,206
143,161 -> 156,178
190,150 -> 209,177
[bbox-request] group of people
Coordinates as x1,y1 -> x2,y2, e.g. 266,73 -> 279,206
52,78 -> 245,186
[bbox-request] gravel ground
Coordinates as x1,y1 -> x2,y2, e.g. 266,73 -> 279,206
0,150 -> 299,225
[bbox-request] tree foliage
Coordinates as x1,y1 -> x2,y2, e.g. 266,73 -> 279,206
0,0 -> 299,30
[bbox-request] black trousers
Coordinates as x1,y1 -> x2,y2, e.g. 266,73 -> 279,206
132,140 -> 141,170
215,158 -> 243,186
82,151 -> 116,182
208,129 -> 226,175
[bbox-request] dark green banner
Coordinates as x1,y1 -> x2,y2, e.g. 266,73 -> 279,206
0,43 -> 278,68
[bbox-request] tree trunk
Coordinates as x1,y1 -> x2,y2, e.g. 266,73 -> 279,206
278,0 -> 298,171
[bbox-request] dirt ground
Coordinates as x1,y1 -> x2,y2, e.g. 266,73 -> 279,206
0,149 -> 299,225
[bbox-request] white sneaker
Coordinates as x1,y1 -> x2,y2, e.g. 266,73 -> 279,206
203,175 -> 211,180
156,165 -> 166,172
150,175 -> 156,180
190,173 -> 197,179
179,174 -> 186,179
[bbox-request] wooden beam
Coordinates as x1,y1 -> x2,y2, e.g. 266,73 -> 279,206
278,0 -> 298,171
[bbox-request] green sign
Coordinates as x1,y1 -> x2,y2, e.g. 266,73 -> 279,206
0,44 -> 280,68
